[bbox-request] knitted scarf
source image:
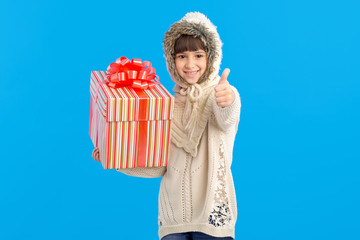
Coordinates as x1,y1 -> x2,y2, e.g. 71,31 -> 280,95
171,76 -> 219,157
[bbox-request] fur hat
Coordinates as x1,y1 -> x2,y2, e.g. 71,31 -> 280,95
163,12 -> 223,88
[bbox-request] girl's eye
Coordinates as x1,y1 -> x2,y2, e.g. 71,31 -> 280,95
196,54 -> 204,58
177,55 -> 185,59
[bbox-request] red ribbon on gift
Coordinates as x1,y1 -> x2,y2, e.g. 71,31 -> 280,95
105,56 -> 159,89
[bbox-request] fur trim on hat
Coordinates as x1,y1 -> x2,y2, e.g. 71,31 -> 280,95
163,12 -> 223,87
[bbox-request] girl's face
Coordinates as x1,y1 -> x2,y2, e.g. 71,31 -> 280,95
175,50 -> 207,85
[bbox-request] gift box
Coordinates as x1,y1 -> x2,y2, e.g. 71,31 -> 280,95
89,57 -> 173,169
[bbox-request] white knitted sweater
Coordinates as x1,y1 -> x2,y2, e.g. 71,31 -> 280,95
118,12 -> 241,239
119,88 -> 241,239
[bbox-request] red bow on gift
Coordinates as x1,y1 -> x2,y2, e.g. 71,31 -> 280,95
105,57 -> 159,89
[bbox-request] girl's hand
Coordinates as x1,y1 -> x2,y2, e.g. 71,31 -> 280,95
92,148 -> 100,162
215,68 -> 235,108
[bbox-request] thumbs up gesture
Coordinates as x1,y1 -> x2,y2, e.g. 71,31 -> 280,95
215,68 -> 235,108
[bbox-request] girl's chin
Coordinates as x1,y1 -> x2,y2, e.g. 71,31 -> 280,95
184,78 -> 200,84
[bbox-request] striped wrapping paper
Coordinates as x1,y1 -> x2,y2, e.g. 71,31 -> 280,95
89,71 -> 174,169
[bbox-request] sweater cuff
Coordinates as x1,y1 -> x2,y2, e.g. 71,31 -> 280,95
116,166 -> 166,178
212,86 -> 241,129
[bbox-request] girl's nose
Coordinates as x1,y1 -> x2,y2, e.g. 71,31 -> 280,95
185,58 -> 195,69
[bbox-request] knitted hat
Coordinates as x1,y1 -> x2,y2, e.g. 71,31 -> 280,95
163,12 -> 223,88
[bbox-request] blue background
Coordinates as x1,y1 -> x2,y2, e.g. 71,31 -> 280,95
1,0 -> 359,239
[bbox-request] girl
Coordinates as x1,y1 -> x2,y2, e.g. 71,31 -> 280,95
93,12 -> 241,240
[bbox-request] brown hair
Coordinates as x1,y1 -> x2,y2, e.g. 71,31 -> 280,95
174,35 -> 206,54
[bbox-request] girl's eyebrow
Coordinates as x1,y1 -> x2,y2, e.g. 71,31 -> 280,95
175,50 -> 205,55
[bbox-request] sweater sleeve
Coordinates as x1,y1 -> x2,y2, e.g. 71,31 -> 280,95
116,166 -> 166,178
212,86 -> 241,131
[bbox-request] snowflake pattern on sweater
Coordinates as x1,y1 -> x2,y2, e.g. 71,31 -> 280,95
208,140 -> 232,227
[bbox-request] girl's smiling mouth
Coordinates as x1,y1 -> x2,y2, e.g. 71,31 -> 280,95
184,70 -> 200,77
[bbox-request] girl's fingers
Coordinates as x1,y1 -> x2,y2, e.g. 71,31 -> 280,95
216,88 -> 235,107
215,89 -> 232,98
215,84 -> 227,92
216,96 -> 232,105
92,148 -> 100,161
